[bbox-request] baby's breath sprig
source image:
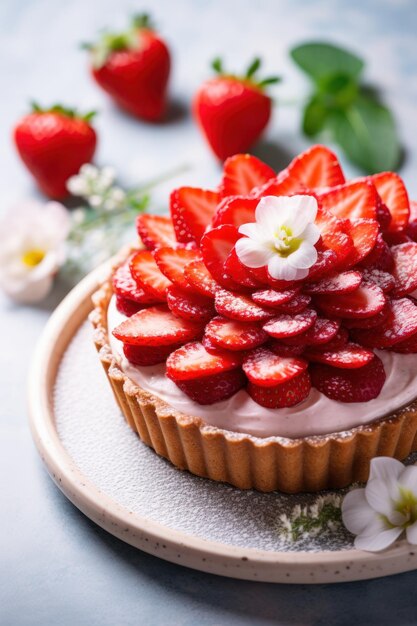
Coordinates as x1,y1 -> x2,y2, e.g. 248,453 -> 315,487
63,162 -> 186,280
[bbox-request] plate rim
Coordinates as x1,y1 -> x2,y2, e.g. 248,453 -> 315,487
28,263 -> 417,583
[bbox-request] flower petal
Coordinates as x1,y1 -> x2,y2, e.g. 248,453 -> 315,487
369,457 -> 405,500
365,478 -> 397,517
281,195 -> 318,236
301,222 -> 321,245
341,488 -> 376,535
288,241 -> 318,270
406,521 -> 417,544
354,526 -> 403,552
369,457 -> 404,482
267,255 -> 295,281
238,222 -> 265,240
398,465 -> 417,494
235,237 -> 273,268
255,196 -> 284,233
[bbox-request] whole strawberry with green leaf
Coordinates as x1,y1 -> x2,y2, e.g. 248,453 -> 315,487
14,104 -> 97,199
86,14 -> 170,122
193,57 -> 280,160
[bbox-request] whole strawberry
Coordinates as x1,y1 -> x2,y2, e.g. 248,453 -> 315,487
193,57 -> 280,160
86,14 -> 170,122
14,104 -> 97,199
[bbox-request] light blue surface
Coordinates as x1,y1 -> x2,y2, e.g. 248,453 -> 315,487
2,0 -> 417,624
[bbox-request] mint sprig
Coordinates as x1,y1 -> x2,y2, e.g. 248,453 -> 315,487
290,41 -> 401,173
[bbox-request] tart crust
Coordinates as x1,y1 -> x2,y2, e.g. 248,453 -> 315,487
90,267 -> 417,494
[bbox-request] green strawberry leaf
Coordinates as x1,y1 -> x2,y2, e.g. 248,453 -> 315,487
302,95 -> 329,136
291,42 -> 364,83
327,95 -> 401,173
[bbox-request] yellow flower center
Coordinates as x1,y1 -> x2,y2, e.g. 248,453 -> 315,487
272,226 -> 302,257
21,248 -> 46,267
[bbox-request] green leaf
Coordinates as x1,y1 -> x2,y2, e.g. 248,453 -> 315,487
327,96 -> 401,173
246,57 -> 261,79
211,57 -> 223,74
302,95 -> 329,136
290,42 -> 364,83
257,76 -> 281,87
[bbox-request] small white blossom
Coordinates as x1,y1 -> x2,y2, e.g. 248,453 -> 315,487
342,457 -> 417,552
67,164 -> 121,212
235,195 -> 321,281
0,201 -> 70,303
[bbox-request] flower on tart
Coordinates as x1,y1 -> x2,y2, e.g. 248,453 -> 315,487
0,200 -> 70,303
342,457 -> 417,552
235,195 -> 321,281
111,147 -> 417,408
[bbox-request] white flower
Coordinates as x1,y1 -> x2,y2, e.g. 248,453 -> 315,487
342,457 -> 417,552
0,201 -> 70,303
235,195 -> 321,281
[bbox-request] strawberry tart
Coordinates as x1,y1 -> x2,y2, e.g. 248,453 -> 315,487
91,145 -> 417,493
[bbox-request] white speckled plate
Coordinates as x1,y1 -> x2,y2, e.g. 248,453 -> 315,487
28,264 -> 417,584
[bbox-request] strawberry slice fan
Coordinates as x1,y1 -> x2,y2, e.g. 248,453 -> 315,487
112,146 -> 417,409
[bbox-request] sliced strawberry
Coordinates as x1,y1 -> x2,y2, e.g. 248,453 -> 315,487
286,145 -> 345,189
406,200 -> 417,241
372,172 -> 410,233
154,246 -> 201,291
316,209 -> 354,267
183,260 -> 218,298
112,258 -> 162,304
304,270 -> 362,295
306,248 -> 339,281
359,233 -> 393,271
281,318 -> 340,346
312,328 -> 349,352
310,355 -> 386,402
343,219 -> 379,267
247,265 -> 298,290
263,309 -> 317,338
317,179 -> 377,221
172,369 -> 246,405
389,331 -> 417,354
315,283 -> 386,319
136,214 -> 176,250
113,306 -> 204,346
166,341 -> 242,380
305,343 -> 375,369
251,287 -> 300,308
215,288 -> 276,322
220,154 -> 275,197
361,268 -> 396,293
170,187 -> 220,243
243,347 -> 308,387
270,342 -> 306,357
115,295 -> 144,317
166,285 -> 215,323
272,293 -> 311,314
247,370 -> 311,408
123,343 -> 182,367
224,248 -> 262,288
342,305 -> 390,329
351,298 -> 417,348
251,169 -> 306,198
200,225 -> 246,290
129,250 -> 172,300
205,316 -> 268,351
376,195 -> 392,231
391,242 -> 417,297
211,196 -> 258,228
202,335 -> 246,360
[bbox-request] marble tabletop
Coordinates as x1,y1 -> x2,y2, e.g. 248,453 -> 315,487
2,0 -> 417,624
